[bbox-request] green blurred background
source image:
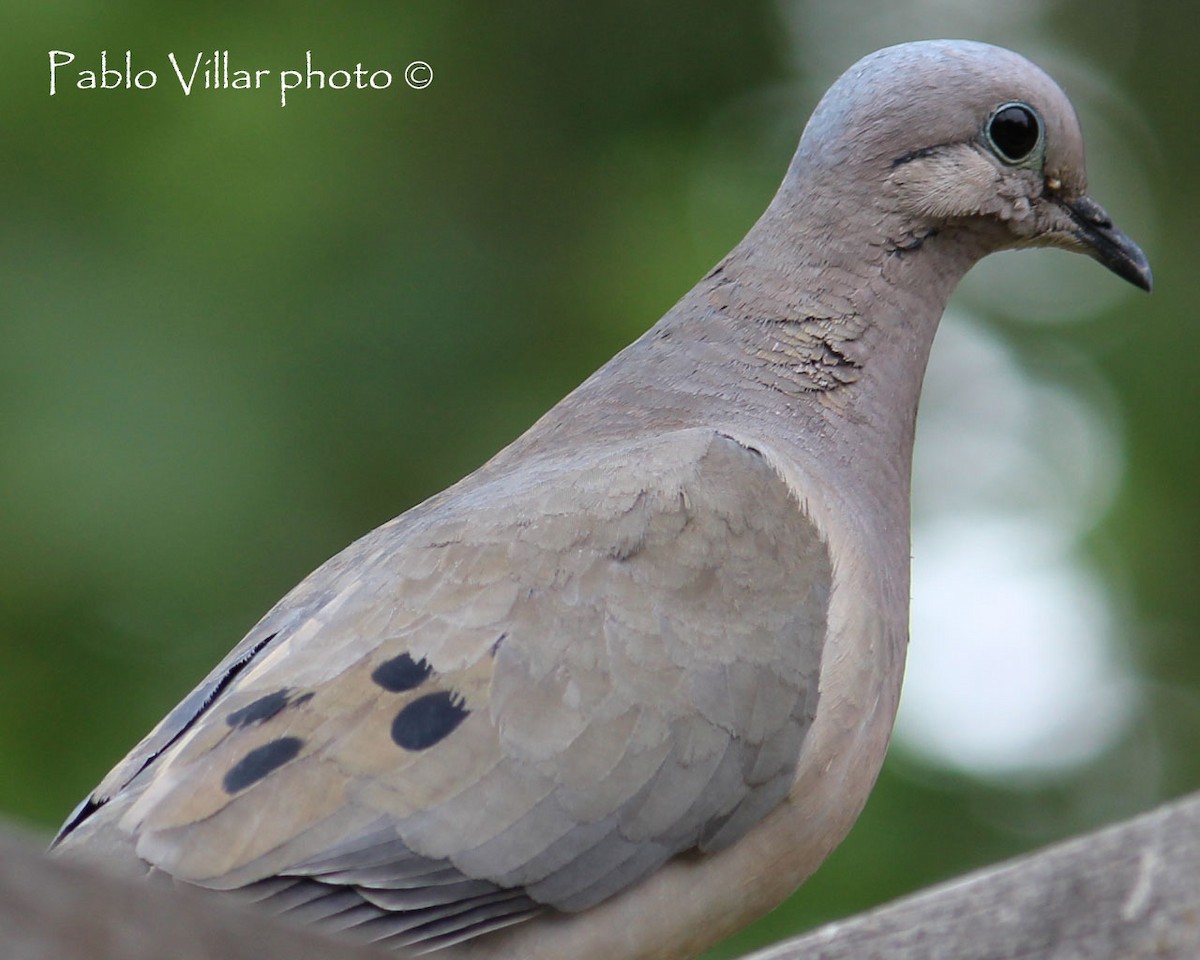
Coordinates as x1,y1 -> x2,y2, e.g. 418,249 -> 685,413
3,2 -> 1197,956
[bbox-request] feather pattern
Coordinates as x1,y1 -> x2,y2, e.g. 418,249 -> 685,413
55,428 -> 830,949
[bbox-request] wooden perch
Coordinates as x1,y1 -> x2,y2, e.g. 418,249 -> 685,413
3,791 -> 1199,959
745,790 -> 1200,959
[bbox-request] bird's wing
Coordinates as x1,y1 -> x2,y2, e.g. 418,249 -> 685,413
59,427 -> 831,950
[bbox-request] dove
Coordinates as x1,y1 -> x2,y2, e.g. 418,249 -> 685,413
52,39 -> 1151,960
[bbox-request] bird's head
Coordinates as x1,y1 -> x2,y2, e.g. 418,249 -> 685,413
789,39 -> 1152,291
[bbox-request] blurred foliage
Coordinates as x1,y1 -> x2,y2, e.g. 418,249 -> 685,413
2,2 -> 1196,957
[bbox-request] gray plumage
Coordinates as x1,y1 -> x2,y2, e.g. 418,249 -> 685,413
52,39 -> 1150,960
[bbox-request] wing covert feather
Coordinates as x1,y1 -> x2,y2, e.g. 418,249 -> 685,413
60,427 -> 832,947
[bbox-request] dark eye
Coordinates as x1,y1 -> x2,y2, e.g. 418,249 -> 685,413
986,102 -> 1042,164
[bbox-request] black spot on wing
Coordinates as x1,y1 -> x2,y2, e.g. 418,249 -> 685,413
53,630 -> 280,844
225,688 -> 314,728
227,688 -> 290,727
371,653 -> 432,693
223,736 -> 304,793
392,692 -> 469,751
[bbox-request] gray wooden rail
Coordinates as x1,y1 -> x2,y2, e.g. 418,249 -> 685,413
745,790 -> 1200,959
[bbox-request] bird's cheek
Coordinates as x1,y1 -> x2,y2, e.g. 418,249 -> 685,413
1021,200 -> 1083,249
982,172 -> 1045,234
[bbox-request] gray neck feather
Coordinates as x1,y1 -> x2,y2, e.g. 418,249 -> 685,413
525,178 -> 989,507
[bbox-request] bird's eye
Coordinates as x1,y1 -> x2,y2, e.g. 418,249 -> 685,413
985,102 -> 1042,164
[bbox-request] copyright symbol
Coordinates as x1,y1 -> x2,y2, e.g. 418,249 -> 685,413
404,61 -> 433,89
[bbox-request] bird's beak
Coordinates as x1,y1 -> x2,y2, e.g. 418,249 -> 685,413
1062,195 -> 1153,292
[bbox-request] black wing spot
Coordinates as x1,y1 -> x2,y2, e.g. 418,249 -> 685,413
223,736 -> 304,794
53,631 -> 280,844
391,692 -> 469,751
371,653 -> 433,693
226,688 -> 291,727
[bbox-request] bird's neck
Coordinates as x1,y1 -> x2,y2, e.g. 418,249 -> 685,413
510,186 -> 991,524
518,194 -> 990,536
672,199 -> 986,471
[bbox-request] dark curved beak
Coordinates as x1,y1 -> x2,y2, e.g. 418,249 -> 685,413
1065,196 -> 1153,292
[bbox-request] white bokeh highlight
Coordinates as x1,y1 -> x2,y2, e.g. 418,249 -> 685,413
896,309 -> 1137,777
903,514 -> 1135,775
